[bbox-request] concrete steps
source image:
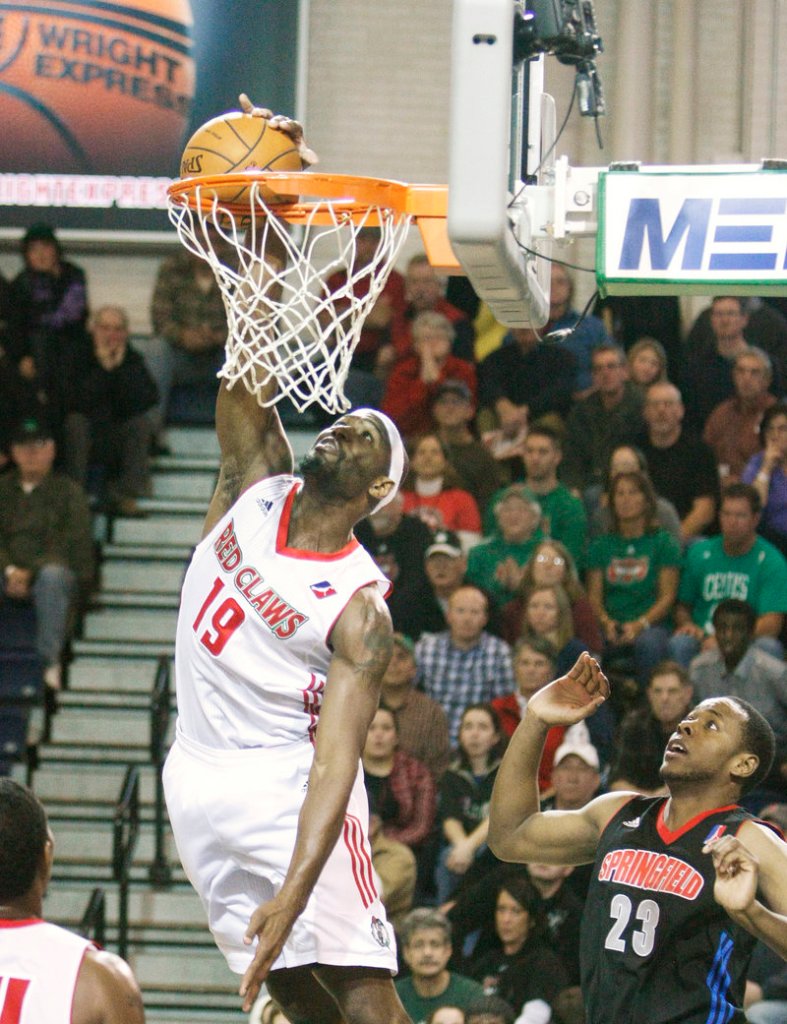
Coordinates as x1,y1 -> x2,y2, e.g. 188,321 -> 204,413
34,425 -> 319,1020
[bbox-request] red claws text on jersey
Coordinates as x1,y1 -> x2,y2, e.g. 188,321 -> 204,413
214,521 -> 308,639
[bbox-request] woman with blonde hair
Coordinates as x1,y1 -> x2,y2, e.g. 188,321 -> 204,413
519,583 -> 588,676
501,539 -> 602,651
626,336 -> 668,392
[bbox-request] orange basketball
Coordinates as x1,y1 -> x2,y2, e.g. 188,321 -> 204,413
179,111 -> 304,205
0,0 -> 195,175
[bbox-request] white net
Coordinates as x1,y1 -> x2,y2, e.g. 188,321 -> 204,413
167,179 -> 413,413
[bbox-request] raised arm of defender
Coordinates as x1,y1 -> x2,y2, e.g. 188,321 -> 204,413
488,652 -> 630,865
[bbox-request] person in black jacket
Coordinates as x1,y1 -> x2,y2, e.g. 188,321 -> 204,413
6,223 -> 91,447
63,305 -> 158,516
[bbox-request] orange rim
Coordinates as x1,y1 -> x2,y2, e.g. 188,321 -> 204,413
168,171 -> 448,222
167,171 -> 459,270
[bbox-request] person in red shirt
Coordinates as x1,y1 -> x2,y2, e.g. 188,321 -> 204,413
492,636 -> 568,794
400,432 -> 482,547
390,254 -> 475,361
383,312 -> 477,440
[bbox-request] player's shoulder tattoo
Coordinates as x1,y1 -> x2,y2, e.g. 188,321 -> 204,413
353,591 -> 394,680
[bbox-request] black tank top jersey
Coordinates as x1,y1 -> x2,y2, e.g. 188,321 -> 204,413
580,795 -> 772,1024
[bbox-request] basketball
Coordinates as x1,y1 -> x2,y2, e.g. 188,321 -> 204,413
179,111 -> 304,205
0,0 -> 195,175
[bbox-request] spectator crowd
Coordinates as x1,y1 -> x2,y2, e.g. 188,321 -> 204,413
2,224 -> 787,1024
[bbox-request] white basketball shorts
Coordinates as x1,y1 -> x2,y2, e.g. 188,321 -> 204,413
163,726 -> 397,975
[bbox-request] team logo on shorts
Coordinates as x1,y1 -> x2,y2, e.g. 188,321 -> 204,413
371,916 -> 391,949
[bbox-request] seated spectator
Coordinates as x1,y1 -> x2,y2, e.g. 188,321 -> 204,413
364,531 -> 439,641
0,419 -> 94,690
63,305 -> 158,516
586,470 -> 681,688
464,876 -> 569,1022
639,381 -> 720,544
501,540 -> 603,652
401,434 -> 482,549
626,336 -> 669,393
742,401 -> 787,555
391,254 -> 475,363
484,426 -> 587,569
355,490 -> 434,595
476,327 -> 577,440
586,443 -> 682,546
525,862 -> 583,985
703,347 -> 776,483
608,661 -> 693,796
420,530 -> 470,637
323,225 -> 406,405
464,996 -> 515,1024
368,810 -> 417,932
539,740 -> 602,903
437,703 -> 505,902
595,293 -> 683,379
561,343 -> 645,496
383,312 -> 477,439
6,223 -> 90,447
669,484 -> 787,666
363,706 -> 437,847
0,348 -> 45,473
428,1009 -> 465,1024
447,860 -> 583,990
146,245 -> 229,435
381,633 -> 452,780
683,295 -> 787,429
516,584 -> 588,677
363,706 -> 437,897
432,379 -> 509,514
466,485 -> 543,610
416,586 -> 515,745
542,263 -> 610,397
396,909 -> 485,1024
689,599 -> 787,811
492,637 -> 588,793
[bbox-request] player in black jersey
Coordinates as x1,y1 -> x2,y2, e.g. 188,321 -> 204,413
488,652 -> 787,1024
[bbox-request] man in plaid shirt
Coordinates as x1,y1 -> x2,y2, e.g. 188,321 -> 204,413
415,585 -> 515,744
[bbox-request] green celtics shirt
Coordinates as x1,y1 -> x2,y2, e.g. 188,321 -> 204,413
677,535 -> 787,633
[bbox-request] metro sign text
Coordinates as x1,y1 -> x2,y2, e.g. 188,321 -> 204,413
598,170 -> 787,295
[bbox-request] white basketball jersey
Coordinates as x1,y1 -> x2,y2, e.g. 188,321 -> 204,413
175,475 -> 390,750
0,918 -> 94,1024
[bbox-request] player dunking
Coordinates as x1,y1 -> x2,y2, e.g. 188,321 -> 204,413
162,103 -> 411,1024
488,652 -> 787,1023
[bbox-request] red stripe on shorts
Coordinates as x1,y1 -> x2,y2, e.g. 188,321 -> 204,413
343,814 -> 377,907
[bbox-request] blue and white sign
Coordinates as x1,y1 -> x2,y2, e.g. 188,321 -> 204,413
597,169 -> 787,295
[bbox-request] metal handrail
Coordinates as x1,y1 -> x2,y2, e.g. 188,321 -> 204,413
148,655 -> 172,886
112,765 -> 140,961
78,887 -> 106,948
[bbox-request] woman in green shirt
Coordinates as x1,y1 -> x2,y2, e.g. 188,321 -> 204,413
585,470 -> 681,690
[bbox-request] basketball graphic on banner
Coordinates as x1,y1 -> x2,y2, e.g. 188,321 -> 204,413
0,0 -> 195,175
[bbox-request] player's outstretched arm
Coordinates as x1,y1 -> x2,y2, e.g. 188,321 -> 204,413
203,380 -> 294,537
238,586 -> 393,1012
72,948 -> 146,1024
705,823 -> 787,961
488,653 -> 628,865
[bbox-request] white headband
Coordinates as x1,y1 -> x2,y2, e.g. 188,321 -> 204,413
353,407 -> 406,512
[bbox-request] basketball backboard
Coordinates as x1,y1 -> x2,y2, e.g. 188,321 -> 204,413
447,0 -> 605,328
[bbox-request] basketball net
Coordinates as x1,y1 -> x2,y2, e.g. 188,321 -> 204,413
167,178 -> 413,413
